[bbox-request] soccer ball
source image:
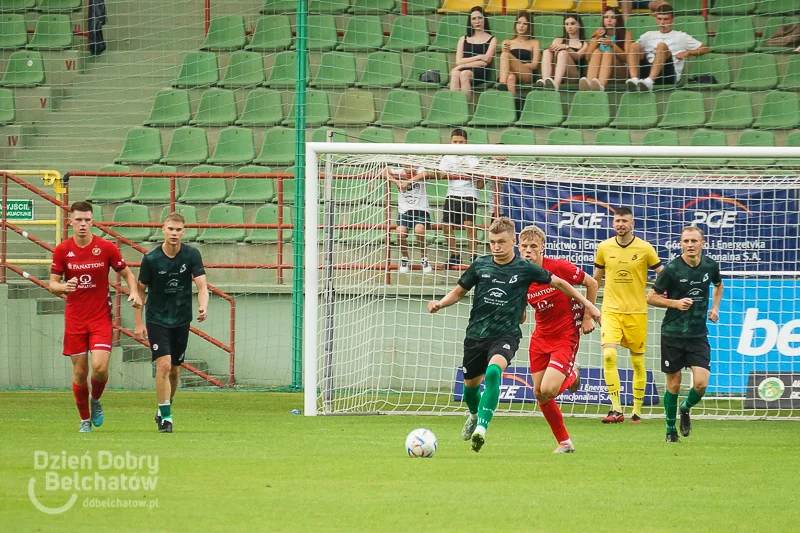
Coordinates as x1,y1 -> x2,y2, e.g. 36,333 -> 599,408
405,428 -> 437,458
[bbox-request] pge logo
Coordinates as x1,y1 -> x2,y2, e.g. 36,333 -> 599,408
549,195 -> 616,229
678,194 -> 751,229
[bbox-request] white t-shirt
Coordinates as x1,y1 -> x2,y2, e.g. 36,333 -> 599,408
438,155 -> 480,198
637,29 -> 703,82
388,167 -> 429,214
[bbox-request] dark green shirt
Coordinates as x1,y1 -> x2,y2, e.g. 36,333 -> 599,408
458,255 -> 552,340
139,244 -> 205,328
652,255 -> 721,338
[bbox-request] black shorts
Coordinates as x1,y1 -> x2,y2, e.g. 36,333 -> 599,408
442,196 -> 477,226
462,337 -> 519,380
661,335 -> 711,374
397,210 -> 431,230
638,57 -> 677,85
148,323 -> 190,366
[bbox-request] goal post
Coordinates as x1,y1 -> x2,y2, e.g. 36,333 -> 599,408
304,142 -> 800,419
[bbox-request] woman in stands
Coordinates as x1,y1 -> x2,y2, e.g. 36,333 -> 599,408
538,14 -> 588,92
497,12 -> 541,100
580,7 -> 631,91
450,6 -> 497,102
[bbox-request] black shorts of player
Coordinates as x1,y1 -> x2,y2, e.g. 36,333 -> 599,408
660,335 -> 711,374
462,337 -> 519,380
442,196 -> 477,226
148,323 -> 190,366
397,210 -> 431,230
638,57 -> 677,85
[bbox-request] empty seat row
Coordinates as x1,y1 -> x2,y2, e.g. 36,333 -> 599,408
147,88 -> 286,127
116,126 -> 261,166
0,87 -> 14,124
0,14 -> 72,50
0,0 -> 82,12
0,50 -> 45,86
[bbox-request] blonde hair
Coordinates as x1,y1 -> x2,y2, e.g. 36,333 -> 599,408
488,216 -> 516,237
519,225 -> 545,244
164,212 -> 186,225
681,226 -> 705,239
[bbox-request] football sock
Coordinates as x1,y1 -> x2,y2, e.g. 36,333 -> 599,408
90,376 -> 108,400
559,371 -> 575,395
540,399 -> 569,443
603,347 -> 622,412
463,384 -> 481,415
681,387 -> 704,412
664,390 -> 678,434
158,401 -> 172,421
477,364 -> 502,430
72,381 -> 90,420
631,354 -> 646,417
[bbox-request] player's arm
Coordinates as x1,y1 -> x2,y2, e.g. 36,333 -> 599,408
48,273 -> 76,295
580,274 -> 599,334
549,276 -> 601,324
133,281 -> 148,341
194,274 -> 209,322
428,285 -> 468,313
520,310 -> 527,324
118,266 -> 142,309
708,281 -> 723,323
645,288 -> 692,311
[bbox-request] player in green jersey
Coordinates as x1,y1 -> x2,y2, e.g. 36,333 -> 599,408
647,226 -> 723,443
428,217 -> 601,452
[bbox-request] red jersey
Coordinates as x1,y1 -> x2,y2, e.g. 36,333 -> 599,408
51,235 -> 127,325
526,257 -> 586,340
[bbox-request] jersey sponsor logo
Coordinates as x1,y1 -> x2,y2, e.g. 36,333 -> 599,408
488,288 -> 507,298
677,194 -> 752,229
76,274 -> 96,289
549,195 -> 616,229
92,247 -> 101,256
738,308 -> 800,357
481,274 -> 490,278
167,279 -> 179,288
68,262 -> 105,270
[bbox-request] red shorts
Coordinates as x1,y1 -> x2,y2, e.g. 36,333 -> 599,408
528,335 -> 578,378
62,320 -> 113,356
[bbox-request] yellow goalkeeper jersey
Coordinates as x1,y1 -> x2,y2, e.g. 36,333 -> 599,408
595,236 -> 662,315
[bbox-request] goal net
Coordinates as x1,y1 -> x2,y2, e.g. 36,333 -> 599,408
304,143 -> 800,420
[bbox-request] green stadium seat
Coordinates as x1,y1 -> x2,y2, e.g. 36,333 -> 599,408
356,51 -> 403,88
778,55 -> 800,91
731,129 -> 776,168
469,89 -> 516,127
543,128 -> 585,164
626,15 -> 657,42
397,0 -> 439,14
753,91 -> 800,129
402,51 -> 450,89
376,89 -> 424,127
709,0 -> 754,15
730,54 -> 778,91
255,127 -> 295,166
151,205 -> 199,242
282,89 -> 330,127
756,0 -> 799,15
27,14 -> 71,49
461,127 -> 489,144
226,166 -> 275,204
421,90 -> 469,126
384,15 -> 430,52
709,16 -> 755,53
0,87 -> 15,124
86,165 -> 134,203
108,204 -> 152,242
350,0 -> 395,14
783,131 -> 800,168
197,205 -> 246,243
491,16 -> 517,48
429,14 -> 462,52
683,53 -> 731,89
633,129 -> 680,166
309,0 -> 351,14
190,88 -> 238,126
146,89 -> 191,127
261,0 -> 296,14
245,205 -> 293,243
160,127 -> 209,165
132,165 -> 180,203
683,129 -> 729,167
404,127 -> 441,144
235,88 -> 284,127
310,51 -> 357,88
179,165 -> 227,203
201,15 -> 246,51
172,51 -> 219,88
499,128 -> 536,146
35,0 -> 81,11
358,127 -> 395,143
208,127 -> 256,165
668,0 -> 702,15
657,90 -> 706,128
0,14 -> 27,49
307,14 -> 338,51
755,17 -> 796,52
338,15 -> 384,51
247,16 -> 292,52
516,91 -> 564,127
330,89 -> 376,126
265,51 -> 310,89
338,205 -> 387,244
310,127 -> 347,143
609,91 -> 658,129
705,90 -> 753,129
218,51 -> 265,88
0,50 -> 44,86
0,0 -> 35,10
562,91 -> 611,128
673,16 -> 706,42
534,15 -> 564,48
588,129 -> 632,166
115,127 -> 162,164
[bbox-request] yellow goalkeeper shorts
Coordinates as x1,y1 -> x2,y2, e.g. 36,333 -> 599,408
600,312 -> 648,354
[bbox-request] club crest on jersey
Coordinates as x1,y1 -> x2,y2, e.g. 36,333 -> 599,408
631,254 -> 638,261
92,247 -> 101,256
703,273 -> 709,282
509,275 -> 518,284
180,264 -> 187,273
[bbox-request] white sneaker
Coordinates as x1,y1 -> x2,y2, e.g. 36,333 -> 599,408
399,256 -> 410,274
421,257 -> 433,274
578,77 -> 591,91
544,77 -> 558,91
590,78 -> 604,91
535,78 -> 545,88
626,77 -> 640,91
638,77 -> 654,91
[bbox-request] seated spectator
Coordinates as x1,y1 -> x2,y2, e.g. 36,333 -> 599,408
581,7 -> 631,92
626,4 -> 708,92
497,11 -> 541,101
538,14 -> 588,92
450,6 -> 497,102
620,0 -> 669,21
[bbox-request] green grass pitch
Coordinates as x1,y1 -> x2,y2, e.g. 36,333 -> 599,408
1,391 -> 798,532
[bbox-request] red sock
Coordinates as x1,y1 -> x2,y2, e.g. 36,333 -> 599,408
559,371 -> 576,395
72,381 -> 90,420
90,376 -> 108,400
540,399 -> 570,443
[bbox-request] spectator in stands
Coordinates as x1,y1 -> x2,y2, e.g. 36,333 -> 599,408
538,14 -> 588,92
620,0 -> 669,21
497,12 -> 541,102
450,6 -> 497,102
580,7 -> 631,92
626,4 -> 708,92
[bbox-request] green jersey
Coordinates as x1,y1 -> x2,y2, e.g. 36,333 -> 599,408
458,255 -> 552,340
139,244 -> 205,328
652,255 -> 721,338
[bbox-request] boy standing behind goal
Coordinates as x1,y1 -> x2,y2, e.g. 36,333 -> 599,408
382,166 -> 433,274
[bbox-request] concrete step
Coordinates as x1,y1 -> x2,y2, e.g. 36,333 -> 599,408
37,299 -> 66,316
181,371 -> 229,388
7,284 -> 61,301
122,345 -> 151,363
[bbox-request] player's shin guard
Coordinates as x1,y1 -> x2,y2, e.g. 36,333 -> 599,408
681,388 -> 704,412
90,376 -> 108,400
664,390 -> 678,434
540,399 -> 569,443
631,354 -> 646,417
463,384 -> 481,415
603,347 -> 622,412
477,364 -> 502,430
72,381 -> 90,420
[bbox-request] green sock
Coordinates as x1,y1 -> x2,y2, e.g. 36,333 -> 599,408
463,384 -> 481,415
159,401 -> 172,421
477,364 -> 502,430
681,387 -> 704,412
664,391 -> 678,434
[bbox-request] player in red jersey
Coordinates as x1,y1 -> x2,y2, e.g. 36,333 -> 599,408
49,202 -> 142,432
519,225 -> 598,454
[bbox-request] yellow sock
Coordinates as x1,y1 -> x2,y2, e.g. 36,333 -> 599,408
603,347 -> 622,412
631,354 -> 646,417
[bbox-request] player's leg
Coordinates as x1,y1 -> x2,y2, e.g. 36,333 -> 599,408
463,198 -> 477,261
661,336 -> 683,442
471,339 -> 517,452
396,222 -> 410,273
679,338 -> 711,437
164,324 -> 189,433
88,349 -> 110,427
626,42 -> 643,87
461,339 -> 487,441
441,198 -> 459,268
537,369 -> 575,453
69,352 -> 92,432
625,314 -> 649,423
412,220 -> 431,273
600,313 -> 625,422
154,355 -> 173,432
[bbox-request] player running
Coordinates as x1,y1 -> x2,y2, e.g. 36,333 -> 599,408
518,225 -> 598,454
646,226 -> 723,443
593,207 -> 663,424
134,213 -> 208,433
428,217 -> 601,453
49,201 -> 142,433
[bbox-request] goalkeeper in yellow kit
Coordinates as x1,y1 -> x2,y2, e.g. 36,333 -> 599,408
593,207 -> 663,423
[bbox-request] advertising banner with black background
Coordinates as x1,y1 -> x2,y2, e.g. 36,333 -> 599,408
745,372 -> 800,409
